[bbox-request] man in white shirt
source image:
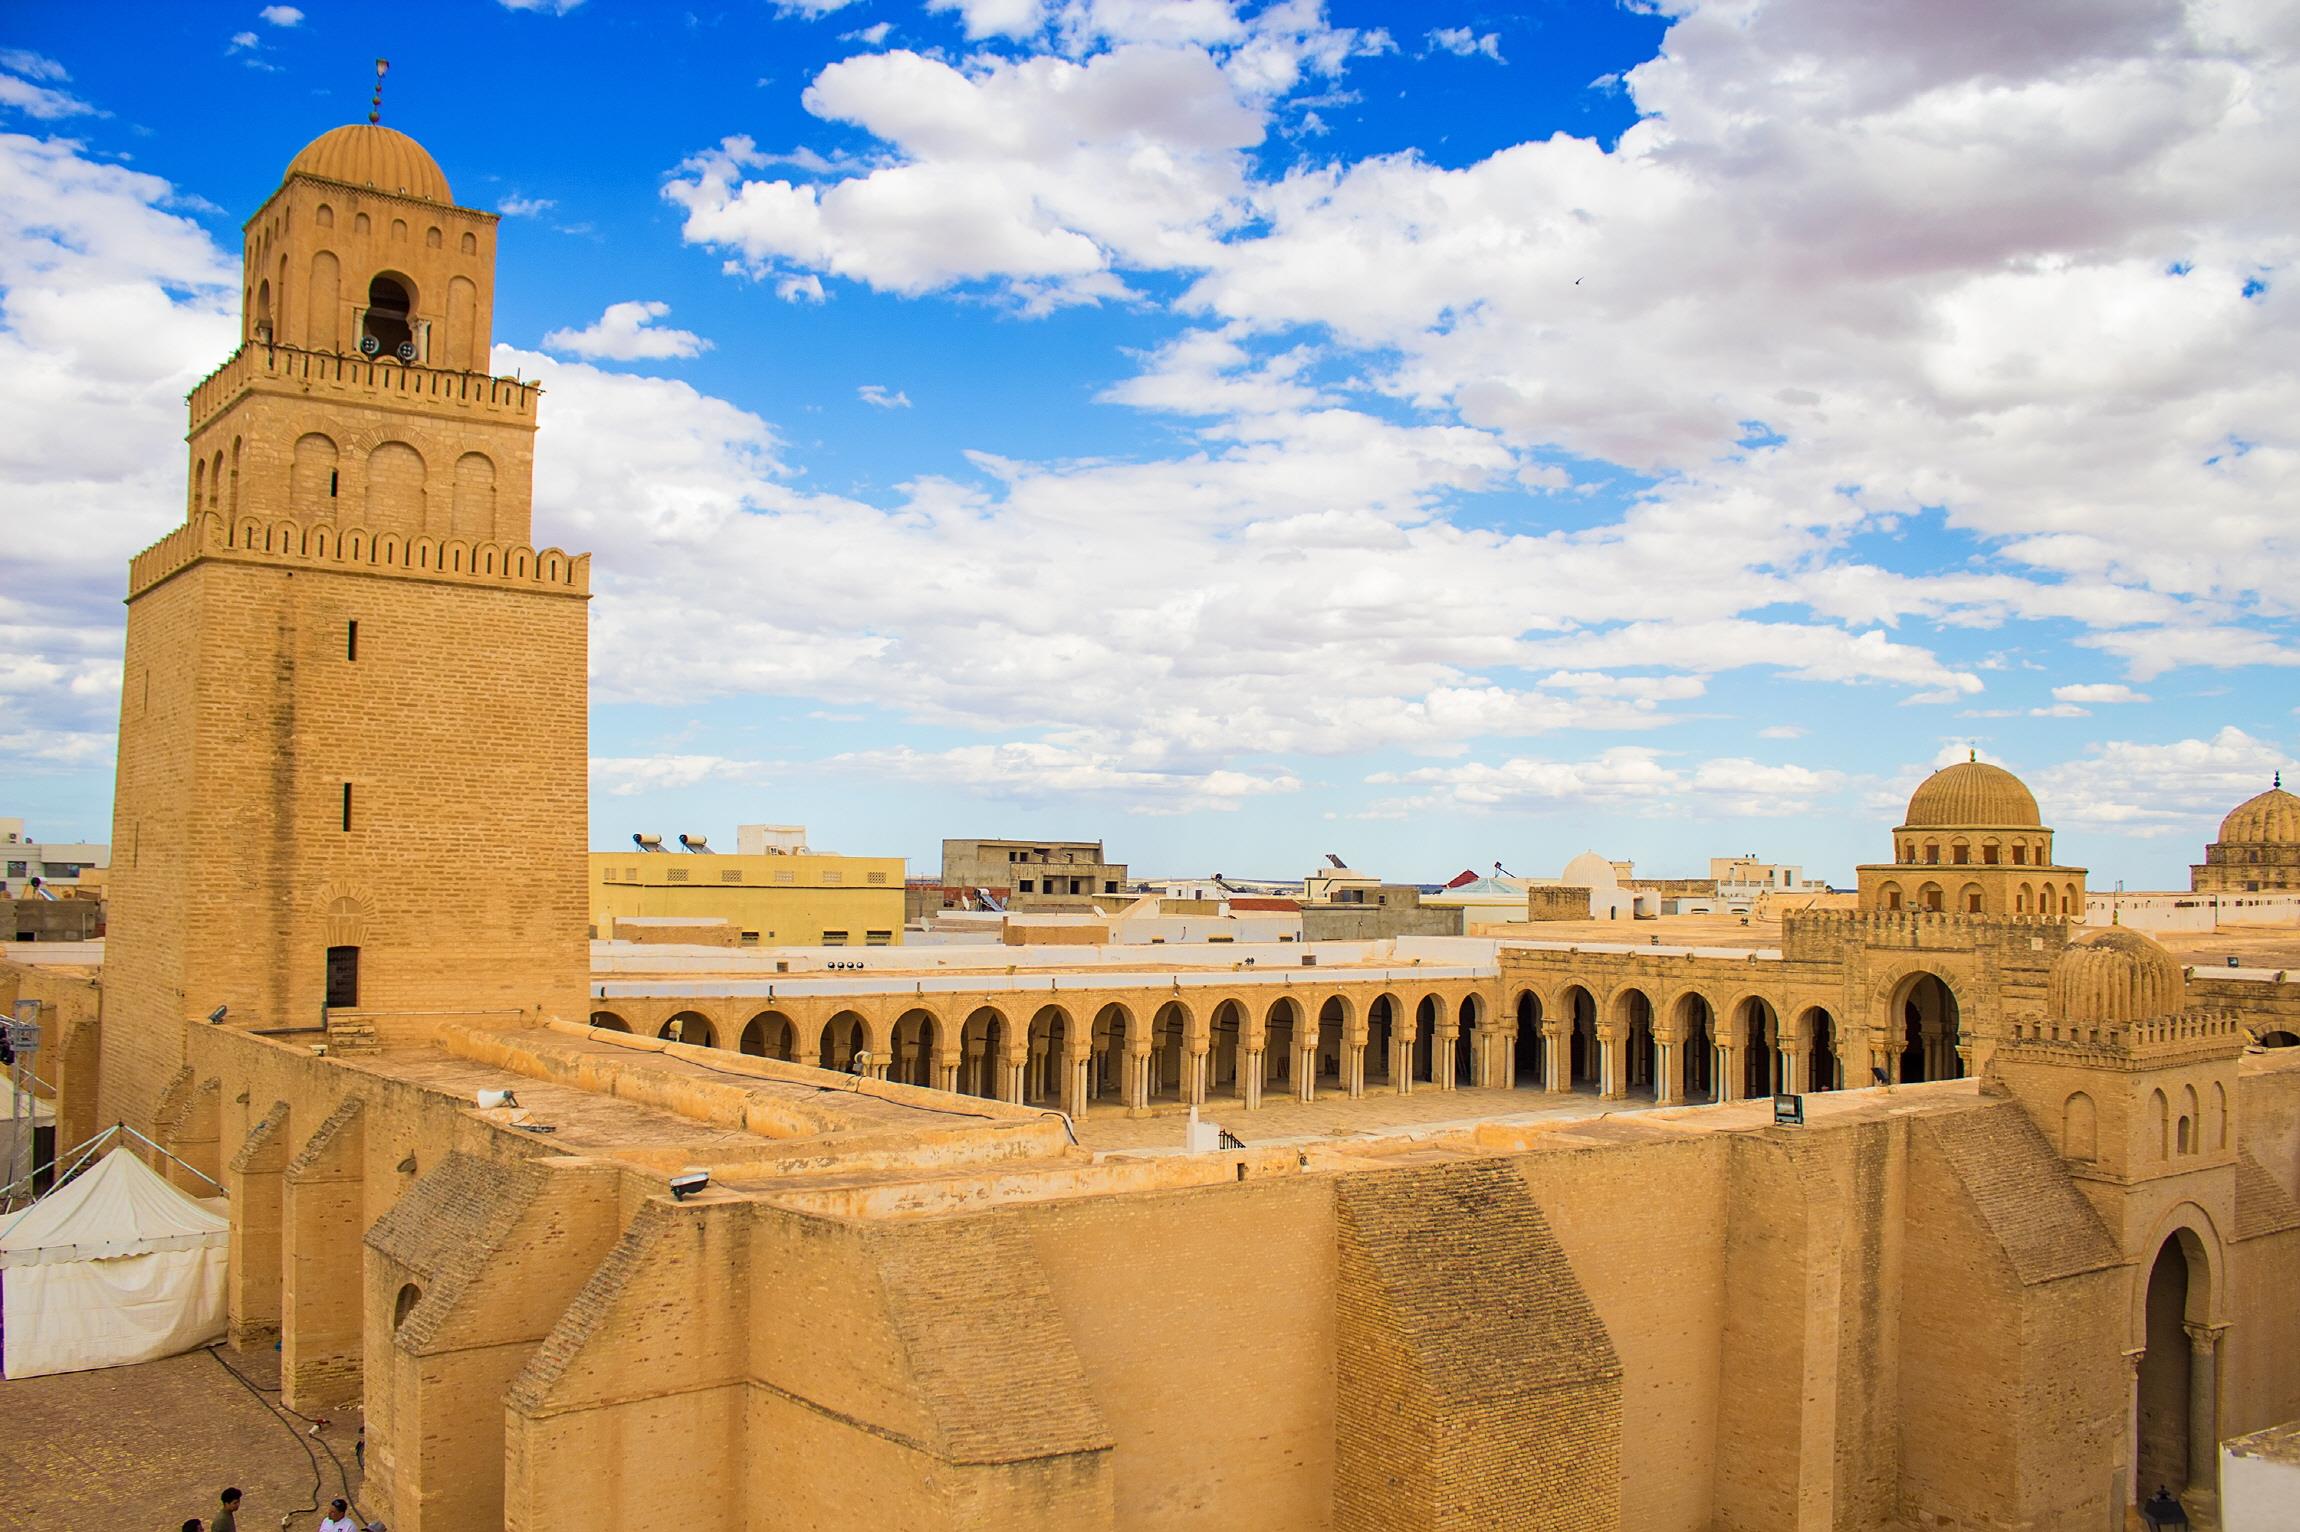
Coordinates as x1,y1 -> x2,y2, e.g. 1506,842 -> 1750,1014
318,1498 -> 358,1532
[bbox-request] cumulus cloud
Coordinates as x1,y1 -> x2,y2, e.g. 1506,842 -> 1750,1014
260,6 -> 304,25
541,300 -> 711,361
857,383 -> 911,408
2033,726 -> 2291,838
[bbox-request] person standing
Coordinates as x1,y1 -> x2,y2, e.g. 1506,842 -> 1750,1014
319,1497 -> 357,1532
182,1521 -> 204,1532
213,1487 -> 241,1532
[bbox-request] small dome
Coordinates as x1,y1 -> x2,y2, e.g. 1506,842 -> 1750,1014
285,124 -> 452,203
1903,760 -> 2041,828
2046,928 -> 2186,1026
2219,779 -> 2300,845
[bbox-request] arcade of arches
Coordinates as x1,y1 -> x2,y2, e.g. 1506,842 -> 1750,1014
585,943 -> 1985,1120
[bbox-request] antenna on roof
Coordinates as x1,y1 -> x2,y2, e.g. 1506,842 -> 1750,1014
368,58 -> 390,125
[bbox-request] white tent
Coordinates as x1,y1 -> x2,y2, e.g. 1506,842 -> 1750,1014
0,1147 -> 228,1379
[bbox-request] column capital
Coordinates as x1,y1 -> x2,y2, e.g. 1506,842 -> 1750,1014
2182,1320 -> 2230,1346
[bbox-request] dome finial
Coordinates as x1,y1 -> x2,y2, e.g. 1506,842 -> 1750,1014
368,57 -> 390,125
1969,746 -> 1977,763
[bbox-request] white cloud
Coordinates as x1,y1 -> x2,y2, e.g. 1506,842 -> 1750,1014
541,300 -> 711,361
499,193 -> 557,217
500,0 -> 584,12
1425,27 -> 1503,62
2033,726 -> 2291,839
842,21 -> 893,45
1758,724 -> 1807,740
839,740 -> 1301,814
2053,682 -> 2151,703
228,31 -> 261,49
1368,748 -> 1844,818
591,754 -> 769,796
260,5 -> 304,25
857,383 -> 911,408
0,54 -> 100,121
2029,702 -> 2090,718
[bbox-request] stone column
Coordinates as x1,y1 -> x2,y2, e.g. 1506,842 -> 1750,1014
1779,1044 -> 1803,1097
1187,1047 -> 1209,1106
934,1056 -> 960,1093
1718,1043 -> 1741,1103
1434,1028 -> 1457,1091
1067,1052 -> 1091,1118
1002,1057 -> 1026,1103
1346,1040 -> 1365,1099
1655,1039 -> 1679,1104
1243,1048 -> 1264,1111
1298,1045 -> 1318,1104
1393,1033 -> 1413,1094
1545,1029 -> 1571,1093
2185,1322 -> 2225,1492
2123,1347 -> 2146,1508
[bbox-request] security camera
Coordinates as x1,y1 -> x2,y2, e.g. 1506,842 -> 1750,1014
669,1170 -> 710,1201
475,1088 -> 519,1110
208,1004 -> 230,1024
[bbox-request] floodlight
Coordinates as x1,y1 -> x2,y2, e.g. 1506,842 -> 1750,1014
669,1170 -> 710,1201
209,1004 -> 230,1024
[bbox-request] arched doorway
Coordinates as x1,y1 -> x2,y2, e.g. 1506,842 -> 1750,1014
1565,985 -> 1598,1089
1675,993 -> 1716,1102
2136,1231 -> 2214,1503
1739,997 -> 1778,1099
1209,1000 -> 1247,1095
819,1011 -> 868,1073
1411,995 -> 1443,1083
1026,1006 -> 1069,1104
1315,997 -> 1349,1091
1453,995 -> 1480,1085
1513,991 -> 1544,1088
1265,998 -> 1301,1088
588,1010 -> 631,1033
660,1010 -> 716,1048
960,1007 -> 1007,1099
1366,995 -> 1399,1086
1092,1004 -> 1133,1103
1893,973 -> 1962,1083
1617,989 -> 1655,1098
1802,1008 -> 1838,1091
1151,1001 -> 1192,1101
740,1011 -> 794,1060
2261,1029 -> 2299,1049
891,1008 -> 939,1087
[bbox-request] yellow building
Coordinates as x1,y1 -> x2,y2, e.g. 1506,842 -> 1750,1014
589,851 -> 906,947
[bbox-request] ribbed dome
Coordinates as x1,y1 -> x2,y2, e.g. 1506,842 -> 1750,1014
285,124 -> 451,203
1903,760 -> 2041,828
2219,781 -> 2300,845
2046,929 -> 2186,1026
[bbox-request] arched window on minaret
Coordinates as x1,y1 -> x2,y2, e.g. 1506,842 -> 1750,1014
452,452 -> 496,538
363,274 -> 417,361
291,434 -> 340,517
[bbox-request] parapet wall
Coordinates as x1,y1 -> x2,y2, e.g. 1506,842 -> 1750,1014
127,509 -> 588,599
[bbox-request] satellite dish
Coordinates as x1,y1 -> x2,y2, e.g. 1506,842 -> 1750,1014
395,340 -> 418,363
358,333 -> 381,357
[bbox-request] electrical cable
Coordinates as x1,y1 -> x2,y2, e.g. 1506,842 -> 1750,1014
205,1343 -> 366,1528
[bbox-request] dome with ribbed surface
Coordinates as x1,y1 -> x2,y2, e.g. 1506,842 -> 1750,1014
2219,781 -> 2300,845
1902,760 -> 2041,828
285,124 -> 451,203
2046,929 -> 2186,1026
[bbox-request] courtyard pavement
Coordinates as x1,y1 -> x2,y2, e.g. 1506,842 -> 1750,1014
0,1343 -> 366,1531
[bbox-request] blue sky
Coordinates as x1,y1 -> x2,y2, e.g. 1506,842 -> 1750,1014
1,0 -> 2293,887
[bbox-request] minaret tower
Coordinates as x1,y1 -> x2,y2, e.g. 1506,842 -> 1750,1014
101,120 -> 590,1130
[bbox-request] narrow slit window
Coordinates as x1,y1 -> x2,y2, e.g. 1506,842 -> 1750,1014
341,781 -> 354,831
347,619 -> 359,661
328,469 -> 339,498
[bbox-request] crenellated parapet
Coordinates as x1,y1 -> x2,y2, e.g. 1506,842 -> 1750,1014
127,509 -> 588,598
1782,907 -> 2073,961
1999,1010 -> 2246,1071
188,343 -> 539,435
